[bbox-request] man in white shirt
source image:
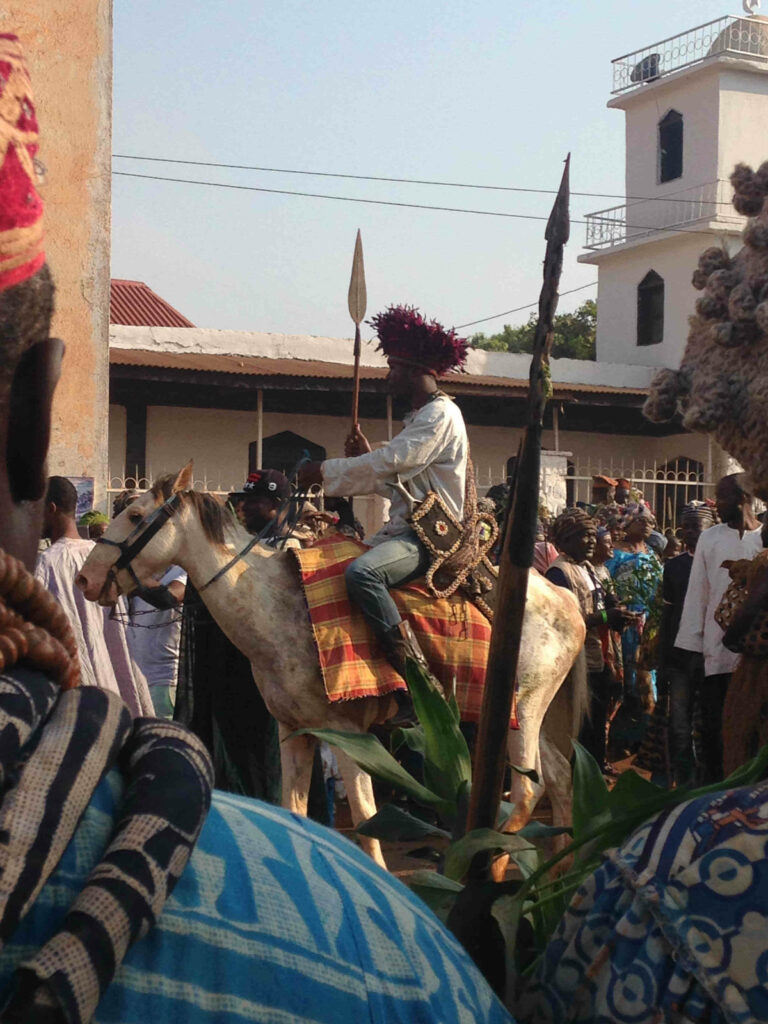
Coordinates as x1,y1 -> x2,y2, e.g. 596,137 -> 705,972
299,306 -> 468,711
35,477 -> 154,718
675,474 -> 762,781
126,565 -> 187,718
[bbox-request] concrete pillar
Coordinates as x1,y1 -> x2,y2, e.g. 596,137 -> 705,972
0,3 -> 112,502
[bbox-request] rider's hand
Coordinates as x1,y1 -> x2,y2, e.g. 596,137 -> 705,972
345,424 -> 372,457
297,462 -> 323,489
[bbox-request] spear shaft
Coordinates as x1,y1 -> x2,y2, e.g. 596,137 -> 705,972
466,156 -> 571,843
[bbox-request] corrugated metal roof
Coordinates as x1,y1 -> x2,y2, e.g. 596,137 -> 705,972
109,348 -> 648,397
110,280 -> 195,328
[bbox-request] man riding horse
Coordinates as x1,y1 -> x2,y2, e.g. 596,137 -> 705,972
300,305 -> 469,717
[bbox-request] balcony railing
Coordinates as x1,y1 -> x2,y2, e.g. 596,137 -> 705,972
584,179 -> 743,250
612,15 -> 768,94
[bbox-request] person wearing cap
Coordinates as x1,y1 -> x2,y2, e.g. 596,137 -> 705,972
298,305 -> 468,714
231,469 -> 296,543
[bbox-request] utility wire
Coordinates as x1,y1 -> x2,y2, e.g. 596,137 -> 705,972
113,170 -> 726,238
454,282 -> 597,330
113,153 -> 733,207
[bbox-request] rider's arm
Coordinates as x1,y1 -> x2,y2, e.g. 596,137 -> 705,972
322,404 -> 455,498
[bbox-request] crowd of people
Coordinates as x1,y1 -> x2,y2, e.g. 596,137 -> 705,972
512,471 -> 766,786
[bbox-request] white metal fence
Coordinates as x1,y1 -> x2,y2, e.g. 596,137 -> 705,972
611,15 -> 768,94
584,179 -> 741,250
107,456 -> 717,535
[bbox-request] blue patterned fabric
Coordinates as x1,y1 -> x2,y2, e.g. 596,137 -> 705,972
0,773 -> 512,1024
519,781 -> 768,1023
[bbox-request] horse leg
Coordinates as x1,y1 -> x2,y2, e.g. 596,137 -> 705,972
488,723 -> 545,882
334,749 -> 386,869
540,730 -> 572,856
278,725 -> 316,816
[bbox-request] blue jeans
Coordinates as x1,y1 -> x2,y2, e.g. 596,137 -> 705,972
344,531 -> 429,636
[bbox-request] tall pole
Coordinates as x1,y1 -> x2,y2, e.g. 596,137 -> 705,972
348,229 -> 367,430
467,156 -> 571,842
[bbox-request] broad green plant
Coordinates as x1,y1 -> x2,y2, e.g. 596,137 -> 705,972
298,660 -> 768,1001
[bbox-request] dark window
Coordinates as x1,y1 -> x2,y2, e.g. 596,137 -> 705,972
654,457 -> 704,530
250,431 -> 326,474
658,110 -> 683,183
637,270 -> 664,346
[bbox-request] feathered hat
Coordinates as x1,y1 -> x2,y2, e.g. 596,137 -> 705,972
368,304 -> 468,376
0,34 -> 44,293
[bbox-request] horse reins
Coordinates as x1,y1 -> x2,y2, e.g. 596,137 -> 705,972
97,455 -> 313,605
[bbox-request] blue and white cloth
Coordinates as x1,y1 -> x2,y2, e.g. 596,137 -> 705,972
519,781 -> 768,1023
1,772 -> 513,1024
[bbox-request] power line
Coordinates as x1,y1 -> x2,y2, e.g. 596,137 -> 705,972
454,282 -> 597,330
112,153 -> 733,207
113,170 -> 724,238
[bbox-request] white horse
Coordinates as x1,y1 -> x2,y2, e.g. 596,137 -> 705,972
76,464 -> 585,867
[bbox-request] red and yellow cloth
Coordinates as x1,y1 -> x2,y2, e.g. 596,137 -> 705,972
0,34 -> 44,293
291,536 -> 491,720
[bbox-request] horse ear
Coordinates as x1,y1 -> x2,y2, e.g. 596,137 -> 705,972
172,461 -> 194,494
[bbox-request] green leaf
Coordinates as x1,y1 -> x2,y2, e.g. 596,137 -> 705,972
607,768 -> 664,810
443,828 -> 536,882
518,821 -> 572,841
571,739 -> 610,841
490,894 -> 524,1003
294,728 -> 453,817
390,725 -> 425,757
406,659 -> 472,804
509,763 -> 540,783
496,800 -> 516,830
408,871 -> 464,924
448,691 -> 461,724
355,803 -> 450,841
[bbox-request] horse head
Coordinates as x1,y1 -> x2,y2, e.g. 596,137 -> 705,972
76,461 -> 199,605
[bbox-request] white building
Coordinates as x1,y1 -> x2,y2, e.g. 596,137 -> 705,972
108,13 -> 768,529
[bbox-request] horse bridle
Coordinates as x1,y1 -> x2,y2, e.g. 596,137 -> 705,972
96,493 -> 183,609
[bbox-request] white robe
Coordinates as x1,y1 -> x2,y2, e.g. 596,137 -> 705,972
35,537 -> 154,717
321,393 -> 468,547
675,523 -> 763,676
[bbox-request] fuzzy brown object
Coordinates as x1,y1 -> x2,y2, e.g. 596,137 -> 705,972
644,162 -> 768,496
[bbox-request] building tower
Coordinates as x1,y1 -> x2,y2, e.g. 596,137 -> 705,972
580,8 -> 768,370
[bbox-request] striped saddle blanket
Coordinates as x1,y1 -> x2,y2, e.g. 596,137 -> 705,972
290,537 -> 491,719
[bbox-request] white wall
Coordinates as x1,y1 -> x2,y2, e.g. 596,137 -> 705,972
106,404 -> 716,494
594,232 -> 708,367
620,67 -> 721,217
108,404 -> 127,483
718,67 -> 768,173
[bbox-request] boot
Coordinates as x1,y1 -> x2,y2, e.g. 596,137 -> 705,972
380,621 -> 443,726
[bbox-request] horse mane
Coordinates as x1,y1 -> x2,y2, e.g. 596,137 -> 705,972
150,476 -> 229,548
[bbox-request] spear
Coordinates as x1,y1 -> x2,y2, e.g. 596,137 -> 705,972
466,155 -> 571,846
348,229 -> 367,431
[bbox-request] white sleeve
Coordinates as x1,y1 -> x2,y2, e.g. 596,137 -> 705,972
322,410 -> 450,498
674,538 -> 709,652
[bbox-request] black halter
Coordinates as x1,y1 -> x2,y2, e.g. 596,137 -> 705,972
96,494 -> 183,609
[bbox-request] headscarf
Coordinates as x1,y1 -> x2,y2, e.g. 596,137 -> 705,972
680,500 -> 718,527
551,507 -> 596,550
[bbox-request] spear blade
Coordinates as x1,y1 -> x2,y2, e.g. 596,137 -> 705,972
348,229 -> 367,428
348,228 -> 367,326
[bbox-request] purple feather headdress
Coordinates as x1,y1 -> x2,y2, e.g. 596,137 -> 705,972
368,305 -> 468,376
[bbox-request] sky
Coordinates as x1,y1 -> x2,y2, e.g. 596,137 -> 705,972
111,0 -> 741,340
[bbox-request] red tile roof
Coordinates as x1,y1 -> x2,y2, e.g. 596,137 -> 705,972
110,280 -> 195,328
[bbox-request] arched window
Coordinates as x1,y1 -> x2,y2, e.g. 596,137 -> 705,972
637,270 -> 664,347
250,431 -> 326,474
658,110 -> 683,183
